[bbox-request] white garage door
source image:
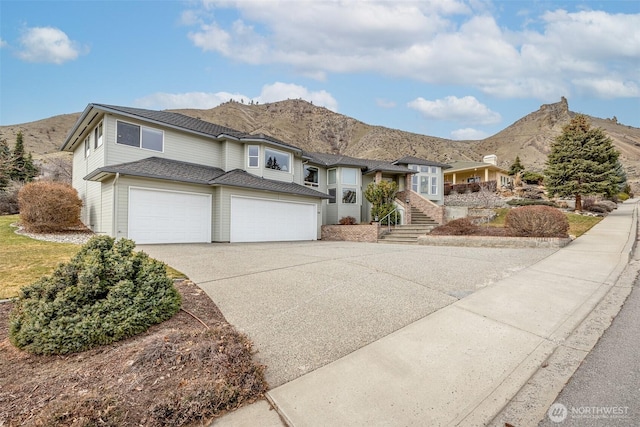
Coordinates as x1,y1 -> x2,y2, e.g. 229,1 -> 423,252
230,196 -> 317,243
129,187 -> 211,244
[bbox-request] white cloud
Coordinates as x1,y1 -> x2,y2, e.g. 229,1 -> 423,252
186,2 -> 640,99
408,96 -> 501,125
134,82 -> 338,111
572,78 -> 640,98
450,128 -> 489,140
17,26 -> 84,64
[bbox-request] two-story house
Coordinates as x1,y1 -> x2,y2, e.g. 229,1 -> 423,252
61,104 -> 447,244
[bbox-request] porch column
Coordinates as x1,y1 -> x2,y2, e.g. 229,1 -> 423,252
453,173 -> 457,184
485,168 -> 489,182
375,171 -> 382,183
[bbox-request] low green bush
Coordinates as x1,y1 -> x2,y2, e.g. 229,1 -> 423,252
586,205 -> 609,214
507,199 -> 557,207
521,171 -> 544,185
505,205 -> 569,237
9,236 -> 181,355
618,192 -> 630,201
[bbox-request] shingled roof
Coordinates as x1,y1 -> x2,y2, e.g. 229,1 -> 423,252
393,156 -> 452,169
62,103 -> 302,153
84,157 -> 330,199
304,152 -> 414,174
84,157 -> 226,184
210,169 -> 331,199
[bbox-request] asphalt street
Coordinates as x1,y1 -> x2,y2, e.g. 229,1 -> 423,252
539,274 -> 640,426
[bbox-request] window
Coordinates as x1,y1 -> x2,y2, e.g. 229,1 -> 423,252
84,136 -> 91,158
265,148 -> 290,172
142,127 -> 163,151
431,176 -> 438,195
304,165 -> 319,187
248,145 -> 259,168
412,175 -> 418,192
116,120 -> 164,152
342,168 -> 357,185
94,122 -> 103,148
328,168 -> 336,185
328,188 -> 336,204
342,188 -> 357,204
420,176 -> 429,194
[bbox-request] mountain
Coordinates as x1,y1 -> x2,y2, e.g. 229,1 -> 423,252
170,100 -> 480,163
2,97 -> 639,190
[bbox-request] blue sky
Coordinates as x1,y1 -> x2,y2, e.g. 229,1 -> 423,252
1,0 -> 638,141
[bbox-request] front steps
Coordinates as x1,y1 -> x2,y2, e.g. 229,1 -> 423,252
378,207 -> 440,244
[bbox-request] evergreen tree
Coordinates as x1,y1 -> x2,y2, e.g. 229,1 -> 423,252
10,132 -> 38,182
508,155 -> 525,176
0,138 -> 11,191
364,180 -> 399,224
544,114 -> 621,211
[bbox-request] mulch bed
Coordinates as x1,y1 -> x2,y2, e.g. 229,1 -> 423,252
0,280 -> 268,426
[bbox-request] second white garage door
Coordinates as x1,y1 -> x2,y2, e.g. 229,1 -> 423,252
230,196 -> 317,243
129,187 -> 211,244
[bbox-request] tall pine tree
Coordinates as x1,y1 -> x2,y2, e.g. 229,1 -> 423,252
508,155 -> 525,176
10,131 -> 38,183
545,114 -> 620,211
0,138 -> 11,191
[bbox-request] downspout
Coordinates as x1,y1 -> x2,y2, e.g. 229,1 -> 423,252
112,173 -> 120,238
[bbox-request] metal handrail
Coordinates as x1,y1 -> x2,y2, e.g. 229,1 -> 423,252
379,208 -> 400,232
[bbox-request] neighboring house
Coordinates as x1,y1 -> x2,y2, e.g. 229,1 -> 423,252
444,155 -> 513,188
61,103 -> 447,244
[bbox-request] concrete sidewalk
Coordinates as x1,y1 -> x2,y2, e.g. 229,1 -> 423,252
214,200 -> 638,426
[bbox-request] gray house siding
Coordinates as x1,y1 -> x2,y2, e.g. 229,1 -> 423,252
73,121 -> 106,231
103,114 -> 222,169
223,140 -> 244,170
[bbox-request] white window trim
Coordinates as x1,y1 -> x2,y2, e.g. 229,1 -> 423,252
84,135 -> 91,158
304,165 -> 319,187
94,121 -> 103,149
248,145 -> 259,168
328,188 -> 337,204
264,147 -> 291,173
341,187 -> 358,204
116,119 -> 165,153
327,168 -> 337,185
341,167 -> 358,185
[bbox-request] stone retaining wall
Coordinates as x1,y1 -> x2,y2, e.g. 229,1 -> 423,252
417,235 -> 572,248
321,224 -> 379,242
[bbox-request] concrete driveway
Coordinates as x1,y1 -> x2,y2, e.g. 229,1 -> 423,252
139,241 -> 557,387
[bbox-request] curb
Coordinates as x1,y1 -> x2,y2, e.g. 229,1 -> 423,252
488,200 -> 639,426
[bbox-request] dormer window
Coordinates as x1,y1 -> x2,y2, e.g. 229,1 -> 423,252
265,148 -> 290,172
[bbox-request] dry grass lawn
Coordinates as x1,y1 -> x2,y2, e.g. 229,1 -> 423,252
0,215 -> 81,299
487,208 -> 603,237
